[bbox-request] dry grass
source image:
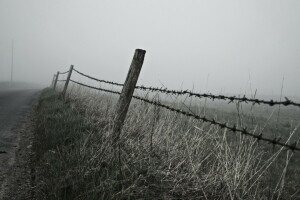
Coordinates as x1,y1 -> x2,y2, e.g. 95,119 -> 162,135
33,86 -> 298,199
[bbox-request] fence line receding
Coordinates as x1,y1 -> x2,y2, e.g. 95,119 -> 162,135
52,49 -> 300,153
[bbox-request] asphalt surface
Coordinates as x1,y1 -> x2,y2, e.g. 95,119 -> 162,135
0,89 -> 40,169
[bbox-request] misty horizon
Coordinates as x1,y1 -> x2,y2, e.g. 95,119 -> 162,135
1,0 -> 299,98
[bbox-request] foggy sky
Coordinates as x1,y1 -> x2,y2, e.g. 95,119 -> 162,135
0,0 -> 299,97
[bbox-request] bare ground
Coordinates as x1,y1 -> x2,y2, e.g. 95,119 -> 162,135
0,109 -> 36,199
0,89 -> 40,200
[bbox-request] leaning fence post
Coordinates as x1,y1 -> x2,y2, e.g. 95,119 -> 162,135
53,71 -> 59,90
51,74 -> 56,87
62,65 -> 74,99
112,49 -> 146,145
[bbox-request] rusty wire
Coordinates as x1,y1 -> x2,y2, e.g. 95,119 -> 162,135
70,79 -> 300,152
73,68 -> 300,108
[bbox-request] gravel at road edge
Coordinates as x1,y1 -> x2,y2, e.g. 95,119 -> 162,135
0,103 -> 37,200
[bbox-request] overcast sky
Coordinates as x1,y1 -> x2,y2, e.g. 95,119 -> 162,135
0,0 -> 299,97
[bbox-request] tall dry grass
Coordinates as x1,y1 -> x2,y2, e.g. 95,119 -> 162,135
33,85 -> 297,199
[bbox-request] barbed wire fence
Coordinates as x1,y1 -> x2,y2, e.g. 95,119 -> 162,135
72,68 -> 300,108
52,49 -> 300,153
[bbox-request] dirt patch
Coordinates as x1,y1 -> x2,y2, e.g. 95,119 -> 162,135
0,104 -> 37,200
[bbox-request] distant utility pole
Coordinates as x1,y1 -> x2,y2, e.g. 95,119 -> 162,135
10,39 -> 14,86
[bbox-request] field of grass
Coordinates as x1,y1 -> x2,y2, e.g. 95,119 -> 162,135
32,86 -> 300,199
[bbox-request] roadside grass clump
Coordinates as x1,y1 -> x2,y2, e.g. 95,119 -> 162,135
33,87 -> 297,199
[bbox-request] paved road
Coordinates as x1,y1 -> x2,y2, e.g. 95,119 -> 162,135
0,89 -> 40,168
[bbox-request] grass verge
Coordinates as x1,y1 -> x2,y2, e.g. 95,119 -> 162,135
33,88 -> 298,199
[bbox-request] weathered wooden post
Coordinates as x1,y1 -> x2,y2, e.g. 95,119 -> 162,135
51,74 -> 56,87
112,49 -> 146,145
62,65 -> 74,99
53,71 -> 59,90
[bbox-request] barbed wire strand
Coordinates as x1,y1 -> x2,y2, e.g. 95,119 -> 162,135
72,68 -> 300,108
59,70 -> 69,75
135,87 -> 300,108
70,79 -> 300,152
73,68 -> 123,86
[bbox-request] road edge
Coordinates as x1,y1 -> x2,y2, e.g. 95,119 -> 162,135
0,93 -> 40,200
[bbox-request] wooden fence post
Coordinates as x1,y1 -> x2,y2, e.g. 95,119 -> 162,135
53,71 -> 59,90
51,74 -> 56,87
62,65 -> 74,99
112,49 -> 146,145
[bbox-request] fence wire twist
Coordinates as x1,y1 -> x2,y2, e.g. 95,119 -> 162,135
73,68 -> 300,108
70,79 -> 300,152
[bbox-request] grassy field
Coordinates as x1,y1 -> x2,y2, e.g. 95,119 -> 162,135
33,87 -> 300,199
